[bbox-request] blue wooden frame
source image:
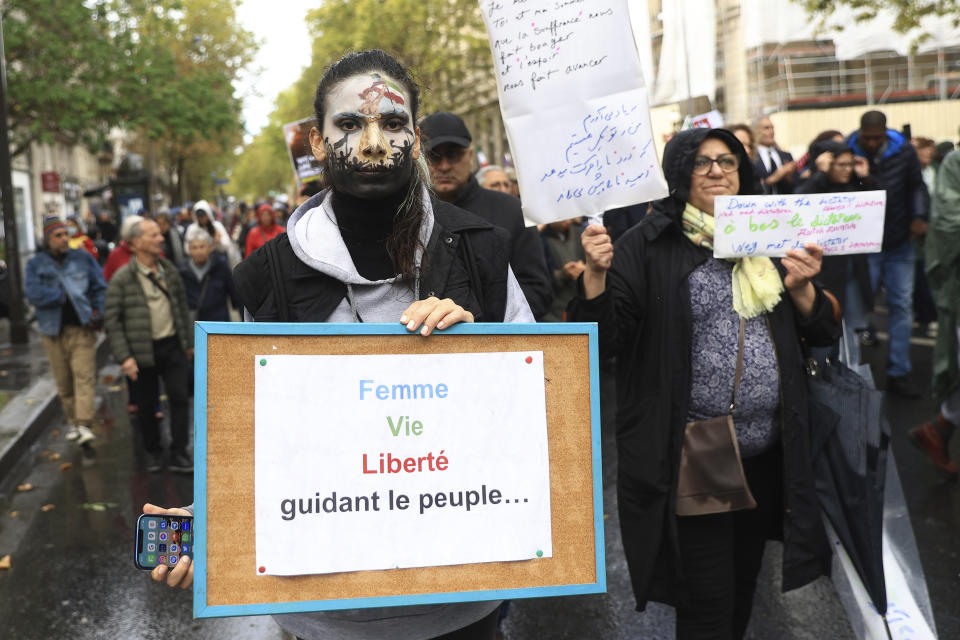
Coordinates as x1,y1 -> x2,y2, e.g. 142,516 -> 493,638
192,321 -> 605,618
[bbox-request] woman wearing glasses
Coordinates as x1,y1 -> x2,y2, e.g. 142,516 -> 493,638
568,128 -> 839,639
797,140 -> 875,368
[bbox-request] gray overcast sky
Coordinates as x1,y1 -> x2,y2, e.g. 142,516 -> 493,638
235,0 -> 316,142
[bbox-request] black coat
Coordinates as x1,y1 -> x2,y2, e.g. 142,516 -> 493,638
568,128 -> 838,610
233,197 -> 513,323
178,253 -> 238,322
453,176 -> 553,319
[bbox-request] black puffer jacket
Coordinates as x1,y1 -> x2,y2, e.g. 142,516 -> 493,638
568,128 -> 838,610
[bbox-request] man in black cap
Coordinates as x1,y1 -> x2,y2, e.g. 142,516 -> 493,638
420,112 -> 552,319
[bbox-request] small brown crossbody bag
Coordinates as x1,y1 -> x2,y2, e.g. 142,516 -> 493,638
676,317 -> 758,516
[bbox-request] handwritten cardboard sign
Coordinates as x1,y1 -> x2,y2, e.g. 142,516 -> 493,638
253,351 -> 552,576
712,191 -> 887,258
479,0 -> 668,224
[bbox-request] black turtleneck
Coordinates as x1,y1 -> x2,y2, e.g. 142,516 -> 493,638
332,190 -> 403,281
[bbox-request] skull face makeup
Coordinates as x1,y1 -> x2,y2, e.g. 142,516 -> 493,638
309,72 -> 421,200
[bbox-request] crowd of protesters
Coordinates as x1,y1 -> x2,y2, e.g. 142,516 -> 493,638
28,46 -> 960,640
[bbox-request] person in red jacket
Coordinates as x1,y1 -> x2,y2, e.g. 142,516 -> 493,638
243,203 -> 285,258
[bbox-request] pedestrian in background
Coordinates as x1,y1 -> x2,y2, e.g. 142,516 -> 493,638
848,110 -> 930,397
180,227 -> 237,322
421,111 -> 553,320
796,139 -> 875,364
104,218 -> 193,473
156,210 -> 185,267
569,128 -> 838,639
540,217 -> 584,322
911,148 -> 960,479
25,216 -> 107,448
243,202 -> 284,258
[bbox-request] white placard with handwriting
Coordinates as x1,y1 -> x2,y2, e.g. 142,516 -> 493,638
712,191 -> 887,258
479,0 -> 669,223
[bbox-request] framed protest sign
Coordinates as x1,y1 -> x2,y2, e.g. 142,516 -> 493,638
192,322 -> 604,618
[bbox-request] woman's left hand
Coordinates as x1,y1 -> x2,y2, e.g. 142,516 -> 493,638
400,297 -> 474,336
781,242 -> 822,291
781,242 -> 822,317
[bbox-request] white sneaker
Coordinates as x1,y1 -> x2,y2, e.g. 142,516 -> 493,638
64,426 -> 81,441
75,426 -> 95,446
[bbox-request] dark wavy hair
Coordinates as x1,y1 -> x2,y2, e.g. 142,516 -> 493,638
313,49 -> 427,287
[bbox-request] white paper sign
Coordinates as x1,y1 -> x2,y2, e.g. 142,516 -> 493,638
479,0 -> 668,224
254,351 -> 552,576
688,110 -> 724,129
713,191 -> 887,258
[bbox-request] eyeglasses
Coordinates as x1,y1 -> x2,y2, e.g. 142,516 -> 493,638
426,146 -> 468,165
692,154 -> 740,175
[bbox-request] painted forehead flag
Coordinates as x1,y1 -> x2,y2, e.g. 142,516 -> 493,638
479,0 -> 668,224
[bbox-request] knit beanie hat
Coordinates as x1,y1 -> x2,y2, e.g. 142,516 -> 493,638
43,215 -> 66,237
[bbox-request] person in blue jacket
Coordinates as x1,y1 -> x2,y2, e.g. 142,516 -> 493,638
25,216 -> 107,446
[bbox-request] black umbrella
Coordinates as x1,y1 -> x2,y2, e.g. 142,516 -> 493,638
806,355 -> 890,619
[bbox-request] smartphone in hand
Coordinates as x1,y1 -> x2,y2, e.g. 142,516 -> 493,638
134,513 -> 194,570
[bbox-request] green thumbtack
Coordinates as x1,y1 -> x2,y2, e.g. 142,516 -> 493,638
259,358 -> 267,366
536,550 -> 543,558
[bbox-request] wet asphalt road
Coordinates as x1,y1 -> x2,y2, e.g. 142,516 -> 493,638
0,329 -> 957,640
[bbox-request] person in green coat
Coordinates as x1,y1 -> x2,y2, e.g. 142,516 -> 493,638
104,218 -> 193,474
910,150 -> 960,479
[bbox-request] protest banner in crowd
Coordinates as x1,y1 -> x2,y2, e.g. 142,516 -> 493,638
479,0 -> 668,224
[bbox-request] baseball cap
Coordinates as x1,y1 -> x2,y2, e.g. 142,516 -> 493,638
419,112 -> 472,150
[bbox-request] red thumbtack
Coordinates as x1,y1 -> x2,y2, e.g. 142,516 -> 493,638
525,356 -> 533,364
258,566 -> 266,574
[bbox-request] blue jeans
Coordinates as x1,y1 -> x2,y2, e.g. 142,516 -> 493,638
867,241 -> 915,377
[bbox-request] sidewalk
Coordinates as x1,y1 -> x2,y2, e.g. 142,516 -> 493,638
0,319 -> 109,481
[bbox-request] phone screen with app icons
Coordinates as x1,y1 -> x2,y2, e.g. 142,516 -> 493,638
135,514 -> 194,570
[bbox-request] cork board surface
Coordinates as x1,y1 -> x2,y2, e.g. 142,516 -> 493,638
204,333 -> 595,607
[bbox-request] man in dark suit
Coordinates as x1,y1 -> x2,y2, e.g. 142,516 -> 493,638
753,116 -> 797,194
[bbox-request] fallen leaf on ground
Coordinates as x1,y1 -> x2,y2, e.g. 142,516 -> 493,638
82,502 -> 118,512
48,453 -> 62,461
108,385 -> 123,392
102,374 -> 116,384
24,399 -> 35,406
40,504 -> 55,512
50,429 -> 60,437
0,555 -> 10,569
16,484 -> 32,492
8,511 -> 19,518
59,462 -> 73,471
1,370 -> 9,377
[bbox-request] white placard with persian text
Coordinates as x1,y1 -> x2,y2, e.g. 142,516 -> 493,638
712,191 -> 887,258
479,0 -> 668,223
253,352 -> 552,576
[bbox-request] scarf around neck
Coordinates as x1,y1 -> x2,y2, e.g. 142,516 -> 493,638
681,203 -> 784,319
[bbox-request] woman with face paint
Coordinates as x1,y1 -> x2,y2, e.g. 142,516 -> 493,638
142,50 -> 532,640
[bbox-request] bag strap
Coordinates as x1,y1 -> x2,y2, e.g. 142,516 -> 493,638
264,240 -> 290,322
195,272 -> 211,313
730,316 -> 746,414
145,271 -> 172,302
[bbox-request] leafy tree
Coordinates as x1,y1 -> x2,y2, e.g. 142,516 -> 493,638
793,0 -> 959,33
2,0 -> 129,157
230,0 -> 494,199
2,0 -> 255,203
